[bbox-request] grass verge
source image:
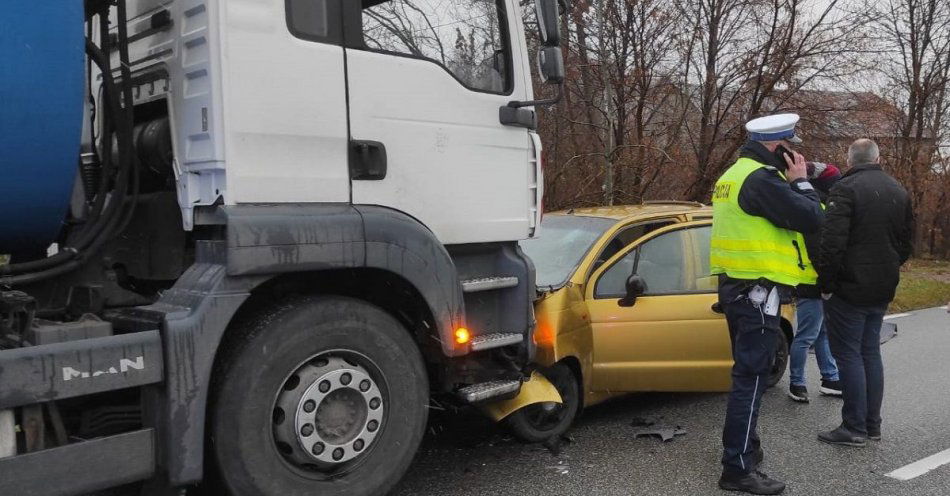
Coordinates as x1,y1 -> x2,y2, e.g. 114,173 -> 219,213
890,259 -> 950,313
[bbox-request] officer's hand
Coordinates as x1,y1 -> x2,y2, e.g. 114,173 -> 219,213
784,151 -> 807,182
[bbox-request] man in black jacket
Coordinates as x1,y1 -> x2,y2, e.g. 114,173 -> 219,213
816,138 -> 914,446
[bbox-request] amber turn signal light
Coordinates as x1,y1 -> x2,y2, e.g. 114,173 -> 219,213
454,327 -> 471,345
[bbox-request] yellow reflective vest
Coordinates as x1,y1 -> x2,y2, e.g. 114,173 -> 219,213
710,157 -> 818,286
796,231 -> 819,286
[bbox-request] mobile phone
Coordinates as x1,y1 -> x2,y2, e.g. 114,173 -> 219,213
774,145 -> 793,171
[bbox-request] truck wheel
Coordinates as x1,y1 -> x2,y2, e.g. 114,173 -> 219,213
211,295 -> 428,496
767,327 -> 790,388
504,362 -> 579,443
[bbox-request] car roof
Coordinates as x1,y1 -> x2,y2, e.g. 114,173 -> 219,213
547,202 -> 711,221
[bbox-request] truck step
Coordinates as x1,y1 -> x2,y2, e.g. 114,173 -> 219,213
470,332 -> 523,351
461,276 -> 519,293
457,379 -> 521,403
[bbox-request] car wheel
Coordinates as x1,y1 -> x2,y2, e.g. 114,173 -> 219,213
767,327 -> 790,388
505,362 -> 580,443
211,295 -> 428,496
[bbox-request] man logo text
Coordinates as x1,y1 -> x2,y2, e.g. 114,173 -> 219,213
62,356 -> 146,381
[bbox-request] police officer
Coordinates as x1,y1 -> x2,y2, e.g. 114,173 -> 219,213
710,114 -> 823,495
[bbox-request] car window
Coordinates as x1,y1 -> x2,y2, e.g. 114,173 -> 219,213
519,215 -> 616,288
689,225 -> 716,292
595,229 -> 691,298
590,220 -> 675,274
361,0 -> 510,93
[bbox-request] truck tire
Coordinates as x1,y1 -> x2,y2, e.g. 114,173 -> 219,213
211,295 -> 428,496
504,362 -> 579,443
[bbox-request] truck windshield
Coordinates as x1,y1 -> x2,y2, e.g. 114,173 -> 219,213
519,215 -> 616,288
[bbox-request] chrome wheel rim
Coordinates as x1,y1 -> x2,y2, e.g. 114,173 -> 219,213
273,354 -> 385,472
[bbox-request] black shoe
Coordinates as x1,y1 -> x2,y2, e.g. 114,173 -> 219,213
719,470 -> 786,495
788,384 -> 809,403
818,426 -> 866,447
819,379 -> 843,396
867,427 -> 881,441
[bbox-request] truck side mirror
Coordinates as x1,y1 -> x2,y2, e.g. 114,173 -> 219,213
535,0 -> 562,47
537,46 -> 565,84
500,0 -> 569,117
559,0 -> 572,15
618,274 -> 646,307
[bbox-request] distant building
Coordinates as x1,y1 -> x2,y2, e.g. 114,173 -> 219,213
776,90 -> 934,166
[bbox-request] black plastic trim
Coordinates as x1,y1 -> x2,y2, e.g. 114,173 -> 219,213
223,204 -> 464,357
342,0 -> 364,48
0,331 -> 164,409
349,139 -> 388,179
224,204 -> 366,276
0,429 -> 155,496
499,106 -> 537,129
285,0 -> 344,45
358,205 -> 465,356
121,241 -> 261,486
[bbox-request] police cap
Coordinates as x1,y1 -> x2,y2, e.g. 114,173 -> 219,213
745,113 -> 802,144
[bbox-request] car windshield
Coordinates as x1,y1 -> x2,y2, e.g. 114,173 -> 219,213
519,215 -> 616,288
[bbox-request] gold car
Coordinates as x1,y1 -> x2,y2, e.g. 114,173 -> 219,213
505,202 -> 794,441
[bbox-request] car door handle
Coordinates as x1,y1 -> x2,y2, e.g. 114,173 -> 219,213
711,302 -> 724,314
349,140 -> 387,180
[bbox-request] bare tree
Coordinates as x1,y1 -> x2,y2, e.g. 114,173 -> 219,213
531,0 -> 947,257
547,0 -> 684,207
871,0 -> 950,254
674,0 -> 863,201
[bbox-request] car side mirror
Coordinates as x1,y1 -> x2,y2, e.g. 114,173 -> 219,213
618,274 -> 646,307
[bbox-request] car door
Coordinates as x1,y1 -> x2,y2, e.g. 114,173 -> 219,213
585,221 -> 733,393
344,0 -> 536,245
686,221 -> 734,387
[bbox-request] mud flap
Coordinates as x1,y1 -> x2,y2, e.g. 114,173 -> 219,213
480,371 -> 562,421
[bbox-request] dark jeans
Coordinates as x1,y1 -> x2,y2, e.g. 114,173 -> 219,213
721,295 -> 780,474
824,296 -> 887,436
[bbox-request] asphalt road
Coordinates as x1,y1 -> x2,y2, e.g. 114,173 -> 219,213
394,306 -> 950,496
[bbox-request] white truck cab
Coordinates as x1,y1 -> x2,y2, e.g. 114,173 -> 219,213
125,0 -> 543,240
0,1 -> 567,495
